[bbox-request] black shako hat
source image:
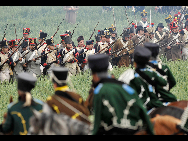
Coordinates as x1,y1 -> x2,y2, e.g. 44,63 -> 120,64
46,38 -> 54,46
51,67 -> 69,85
17,72 -> 37,92
144,42 -> 159,58
134,46 -> 151,66
64,35 -> 72,44
88,54 -> 109,73
86,40 -> 94,46
38,32 -> 47,40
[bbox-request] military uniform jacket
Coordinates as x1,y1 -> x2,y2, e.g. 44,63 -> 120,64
1,99 -> 43,135
155,30 -> 166,41
37,41 -> 47,54
131,34 -> 149,47
0,51 -> 13,71
24,49 -> 41,76
119,68 -> 166,110
113,38 -> 134,67
92,78 -> 154,135
46,85 -> 90,124
41,48 -> 57,67
163,32 -> 184,61
146,60 -> 177,102
77,48 -> 96,64
10,50 -> 24,74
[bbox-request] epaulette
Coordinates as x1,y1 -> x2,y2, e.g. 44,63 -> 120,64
33,98 -> 44,105
94,83 -> 103,95
122,84 -> 135,95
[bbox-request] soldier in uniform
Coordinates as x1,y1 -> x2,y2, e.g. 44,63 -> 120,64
63,6 -> 79,24
23,38 -> 41,77
76,35 -> 85,52
108,24 -> 117,41
88,54 -> 154,135
144,42 -> 177,103
95,30 -> 108,53
77,40 -> 95,71
113,30 -> 134,67
163,22 -> 185,61
37,31 -> 47,54
132,26 -> 149,47
41,38 -> 58,76
20,28 -> 30,53
155,23 -> 165,41
61,35 -> 79,75
137,10 -> 150,28
9,40 -> 24,82
146,24 -> 158,43
118,47 -> 165,110
0,72 -> 43,135
45,67 -> 90,124
0,40 -> 14,83
94,30 -> 101,51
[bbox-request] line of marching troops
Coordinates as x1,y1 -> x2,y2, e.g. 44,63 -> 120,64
1,9 -> 188,135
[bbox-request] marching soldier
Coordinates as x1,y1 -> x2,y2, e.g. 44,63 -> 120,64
146,24 -> 158,43
20,28 -> 30,53
77,40 -> 95,71
108,24 -> 117,41
0,40 -> 14,83
137,10 -> 150,28
41,38 -> 58,75
88,54 -> 154,135
0,72 -> 43,135
95,30 -> 108,53
37,31 -> 47,54
163,22 -> 184,61
9,40 -> 24,82
113,29 -> 134,67
23,38 -> 41,77
144,42 -> 177,103
45,66 -> 90,124
76,35 -> 85,52
155,23 -> 165,41
61,34 -> 79,75
93,30 -> 101,51
132,26 -> 149,47
119,46 -> 165,110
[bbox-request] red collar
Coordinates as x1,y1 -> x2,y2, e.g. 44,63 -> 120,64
185,28 -> 188,31
66,47 -> 72,51
78,45 -> 85,47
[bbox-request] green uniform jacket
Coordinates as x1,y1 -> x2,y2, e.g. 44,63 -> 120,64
119,68 -> 167,110
92,78 -> 154,135
147,60 -> 177,102
2,99 -> 43,135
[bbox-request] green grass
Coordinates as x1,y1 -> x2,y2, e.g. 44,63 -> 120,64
0,6 -> 184,123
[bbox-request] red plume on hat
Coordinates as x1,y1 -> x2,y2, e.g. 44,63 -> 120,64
170,22 -> 178,31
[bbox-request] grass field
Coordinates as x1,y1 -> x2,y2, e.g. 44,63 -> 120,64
0,59 -> 188,122
0,6 -> 185,122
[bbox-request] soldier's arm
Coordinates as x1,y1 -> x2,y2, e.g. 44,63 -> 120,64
153,71 -> 168,87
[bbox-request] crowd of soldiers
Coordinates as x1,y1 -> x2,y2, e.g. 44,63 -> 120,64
1,8 -> 188,135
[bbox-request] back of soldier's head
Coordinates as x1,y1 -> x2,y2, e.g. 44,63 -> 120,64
144,42 -> 159,59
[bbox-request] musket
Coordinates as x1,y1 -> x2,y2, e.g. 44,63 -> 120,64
25,45 -> 60,66
132,6 -> 137,26
13,24 -> 17,40
71,23 -> 79,37
150,9 -> 151,27
124,6 -> 130,25
52,19 -> 64,38
2,24 -> 8,41
112,8 -> 117,32
0,37 -> 24,71
88,21 -> 99,40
